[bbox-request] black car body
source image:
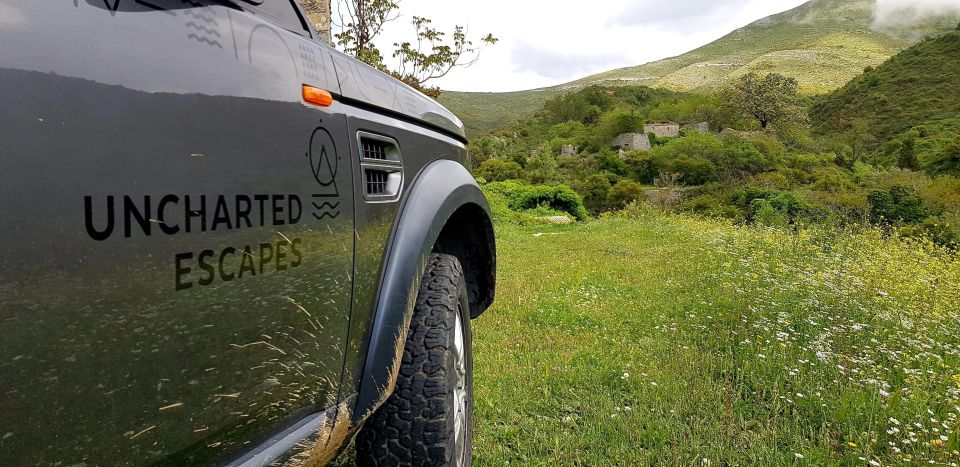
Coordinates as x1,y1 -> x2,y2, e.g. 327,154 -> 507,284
0,1 -> 496,465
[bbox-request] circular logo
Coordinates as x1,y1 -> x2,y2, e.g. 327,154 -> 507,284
307,127 -> 338,187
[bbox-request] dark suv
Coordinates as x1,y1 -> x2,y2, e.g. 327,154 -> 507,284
0,1 -> 496,465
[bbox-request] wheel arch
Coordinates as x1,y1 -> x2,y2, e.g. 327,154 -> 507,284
353,159 -> 496,424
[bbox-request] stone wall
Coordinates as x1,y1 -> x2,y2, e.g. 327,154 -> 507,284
613,133 -> 652,152
643,123 -> 680,138
300,0 -> 333,45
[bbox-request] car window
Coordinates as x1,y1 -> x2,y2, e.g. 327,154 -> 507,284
244,0 -> 310,36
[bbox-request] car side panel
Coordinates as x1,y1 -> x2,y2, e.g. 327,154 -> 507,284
331,103 -> 471,406
0,2 -> 355,465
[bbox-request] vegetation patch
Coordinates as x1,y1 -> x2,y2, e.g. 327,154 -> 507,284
472,208 -> 960,464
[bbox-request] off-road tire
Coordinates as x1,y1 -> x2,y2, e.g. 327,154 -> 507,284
356,254 -> 474,466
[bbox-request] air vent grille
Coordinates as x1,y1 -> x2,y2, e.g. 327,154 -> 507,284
366,170 -> 389,195
361,139 -> 388,160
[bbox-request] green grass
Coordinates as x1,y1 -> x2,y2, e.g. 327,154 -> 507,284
441,0 -> 960,135
471,207 -> 960,464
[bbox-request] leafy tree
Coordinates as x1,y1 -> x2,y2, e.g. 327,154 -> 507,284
582,173 -> 614,213
722,73 -> 802,129
867,186 -> 929,224
590,110 -> 644,149
525,150 -> 558,185
833,119 -> 876,168
334,0 -> 496,97
607,180 -> 645,210
664,157 -> 717,185
543,86 -> 612,124
476,159 -> 523,182
897,137 -> 919,171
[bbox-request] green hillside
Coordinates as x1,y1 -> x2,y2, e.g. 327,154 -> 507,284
441,0 -> 959,135
811,30 -> 960,173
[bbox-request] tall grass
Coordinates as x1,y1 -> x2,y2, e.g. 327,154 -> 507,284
472,206 -> 960,465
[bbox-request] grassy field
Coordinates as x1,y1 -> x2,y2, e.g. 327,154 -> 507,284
471,207 -> 960,465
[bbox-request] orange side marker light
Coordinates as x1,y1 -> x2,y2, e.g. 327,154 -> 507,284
303,85 -> 333,107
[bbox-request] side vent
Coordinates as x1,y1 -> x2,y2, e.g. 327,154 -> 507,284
358,132 -> 403,201
365,170 -> 389,196
361,140 -> 389,160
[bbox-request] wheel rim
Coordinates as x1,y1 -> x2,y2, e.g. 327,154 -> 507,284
452,307 -> 468,466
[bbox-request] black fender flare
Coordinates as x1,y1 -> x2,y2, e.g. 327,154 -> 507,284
353,159 -> 495,424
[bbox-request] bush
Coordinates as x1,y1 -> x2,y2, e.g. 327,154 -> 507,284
476,159 -> 524,182
736,188 -> 809,225
867,185 -> 929,224
484,180 -> 590,221
607,180 -> 645,210
581,173 -> 615,214
665,157 -> 717,185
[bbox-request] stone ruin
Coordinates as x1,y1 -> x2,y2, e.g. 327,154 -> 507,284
560,144 -> 578,157
613,133 -> 651,152
643,122 -> 680,138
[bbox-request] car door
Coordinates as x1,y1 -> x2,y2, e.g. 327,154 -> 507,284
0,1 -> 353,465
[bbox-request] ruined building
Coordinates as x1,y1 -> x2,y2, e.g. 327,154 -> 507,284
613,133 -> 652,152
643,122 -> 680,138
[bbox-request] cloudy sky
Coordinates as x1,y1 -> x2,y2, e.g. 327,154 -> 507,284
332,0 -> 960,93
341,0 -> 810,92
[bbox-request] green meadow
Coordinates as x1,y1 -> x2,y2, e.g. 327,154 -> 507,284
471,206 -> 960,465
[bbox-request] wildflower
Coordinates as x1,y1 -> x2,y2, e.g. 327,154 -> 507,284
880,389 -> 891,398
847,442 -> 858,447
931,438 -> 944,447
889,417 -> 901,426
621,372 -> 630,379
794,453 -> 804,459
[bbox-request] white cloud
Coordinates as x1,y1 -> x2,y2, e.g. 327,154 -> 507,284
334,0 -> 809,92
873,0 -> 960,28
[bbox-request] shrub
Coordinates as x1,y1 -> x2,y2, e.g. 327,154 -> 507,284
736,188 -> 809,225
607,180 -> 645,210
665,157 -> 717,185
476,159 -> 524,182
867,185 -> 929,224
484,180 -> 590,221
581,173 -> 615,214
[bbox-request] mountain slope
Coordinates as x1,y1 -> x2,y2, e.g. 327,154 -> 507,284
811,30 -> 960,172
441,0 -> 959,136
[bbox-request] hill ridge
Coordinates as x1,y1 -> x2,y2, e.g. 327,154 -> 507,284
441,0 -> 959,135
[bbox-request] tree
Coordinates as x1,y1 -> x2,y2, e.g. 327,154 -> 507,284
581,173 -> 614,214
475,159 -> 523,182
722,73 -> 802,129
832,119 -> 876,168
607,180 -> 645,210
335,1 -> 496,97
897,137 -> 919,171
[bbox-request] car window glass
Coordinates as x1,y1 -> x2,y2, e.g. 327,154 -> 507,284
246,0 -> 309,35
